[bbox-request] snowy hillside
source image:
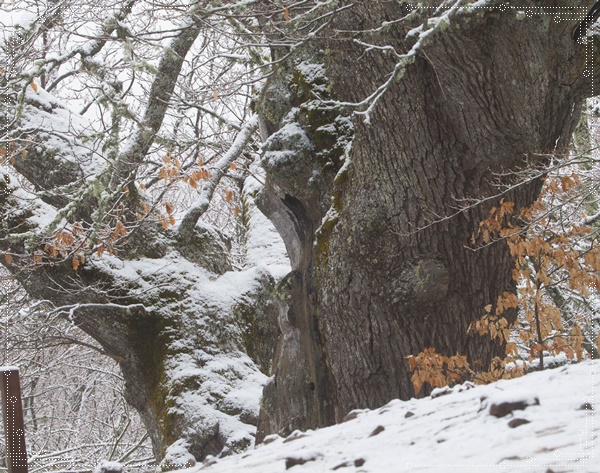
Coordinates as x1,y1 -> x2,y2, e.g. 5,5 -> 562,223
191,361 -> 598,473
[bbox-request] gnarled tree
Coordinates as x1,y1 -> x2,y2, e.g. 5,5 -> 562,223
1,0 -> 287,466
2,0 -> 600,466
254,0 -> 600,438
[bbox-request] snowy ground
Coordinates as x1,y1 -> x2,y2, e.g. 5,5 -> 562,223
189,360 -> 598,473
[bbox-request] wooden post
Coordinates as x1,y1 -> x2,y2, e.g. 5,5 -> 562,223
1,367 -> 28,473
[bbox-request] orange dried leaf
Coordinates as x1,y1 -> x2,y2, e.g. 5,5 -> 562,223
57,230 -> 75,247
4,253 -> 12,265
159,215 -> 169,230
500,200 -> 515,216
72,256 -> 79,271
561,175 -> 574,192
564,346 -> 575,360
113,221 -> 126,240
571,324 -> 584,361
72,222 -> 83,236
30,80 -> 38,93
284,6 -> 290,21
505,342 -> 518,357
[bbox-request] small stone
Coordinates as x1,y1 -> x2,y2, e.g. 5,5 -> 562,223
369,425 -> 385,437
286,457 -> 309,469
490,397 -> 539,418
457,381 -> 476,392
283,430 -> 308,443
332,461 -> 351,470
478,396 -> 488,413
354,458 -> 366,467
342,410 -> 361,422
405,411 -> 415,418
263,434 -> 281,445
95,462 -> 123,473
578,402 -> 593,411
285,453 -> 320,470
508,418 -> 531,428
431,386 -> 452,398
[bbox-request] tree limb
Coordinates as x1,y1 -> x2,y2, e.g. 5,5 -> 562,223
178,114 -> 258,241
108,22 -> 202,190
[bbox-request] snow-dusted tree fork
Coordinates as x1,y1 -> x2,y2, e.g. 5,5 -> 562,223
1,0 -> 286,465
1,0 -> 599,467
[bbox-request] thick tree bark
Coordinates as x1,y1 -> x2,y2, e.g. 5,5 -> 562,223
257,1 -> 593,437
0,195 -> 279,464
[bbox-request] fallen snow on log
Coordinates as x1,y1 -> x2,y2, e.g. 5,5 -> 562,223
192,360 -> 598,473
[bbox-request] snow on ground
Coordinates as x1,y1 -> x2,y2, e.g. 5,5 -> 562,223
189,360 -> 598,473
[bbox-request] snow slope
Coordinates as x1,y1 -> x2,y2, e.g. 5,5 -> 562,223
191,360 -> 598,473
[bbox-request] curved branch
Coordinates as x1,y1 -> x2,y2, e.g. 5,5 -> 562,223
107,22 -> 201,190
178,114 -> 258,241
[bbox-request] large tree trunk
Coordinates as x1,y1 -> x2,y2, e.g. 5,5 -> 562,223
0,195 -> 281,464
256,1 -> 592,438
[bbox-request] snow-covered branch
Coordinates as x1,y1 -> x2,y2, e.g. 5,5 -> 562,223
49,302 -> 147,320
321,0 -> 479,123
584,209 -> 600,225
